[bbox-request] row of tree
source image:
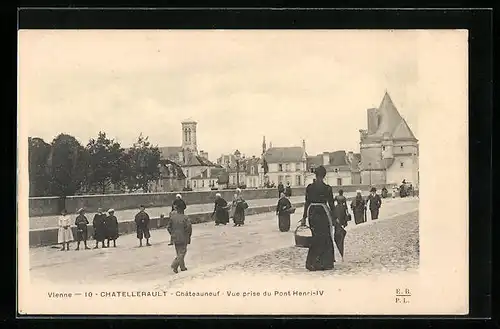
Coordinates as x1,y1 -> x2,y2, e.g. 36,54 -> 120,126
28,132 -> 162,197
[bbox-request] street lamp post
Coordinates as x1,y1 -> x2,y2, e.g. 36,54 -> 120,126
368,162 -> 372,187
234,150 -> 241,188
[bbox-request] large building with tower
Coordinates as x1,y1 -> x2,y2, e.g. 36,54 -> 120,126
358,92 -> 419,187
157,119 -> 221,190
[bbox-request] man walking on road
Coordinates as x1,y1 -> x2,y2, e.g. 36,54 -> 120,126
134,205 -> 151,247
367,187 -> 382,220
167,205 -> 192,273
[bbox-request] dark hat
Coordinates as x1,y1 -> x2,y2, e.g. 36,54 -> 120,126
370,187 -> 377,192
314,165 -> 327,178
139,204 -> 145,208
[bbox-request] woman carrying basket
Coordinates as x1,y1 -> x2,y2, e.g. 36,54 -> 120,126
300,165 -> 340,271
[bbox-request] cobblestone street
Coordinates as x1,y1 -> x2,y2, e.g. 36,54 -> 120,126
29,197 -> 418,289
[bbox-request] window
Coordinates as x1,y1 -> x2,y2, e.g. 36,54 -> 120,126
285,163 -> 290,172
400,146 -> 404,151
296,175 -> 301,186
310,166 -> 315,173
278,164 -> 283,172
337,178 -> 343,186
382,146 -> 386,151
400,162 -> 404,168
296,163 -> 301,171
334,168 -> 338,173
202,180 -> 205,187
193,180 -> 197,188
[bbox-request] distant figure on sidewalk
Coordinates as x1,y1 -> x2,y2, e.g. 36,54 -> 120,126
172,194 -> 187,214
57,209 -> 73,251
106,209 -> 119,248
74,208 -> 90,250
367,187 -> 382,220
233,189 -> 248,226
229,193 -> 238,220
350,190 -> 366,225
134,205 -> 151,247
285,182 -> 292,197
276,192 -> 293,232
92,208 -> 107,249
277,182 -> 285,198
334,189 -> 349,227
212,193 -> 230,226
167,205 -> 192,273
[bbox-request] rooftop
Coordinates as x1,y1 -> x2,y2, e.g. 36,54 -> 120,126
263,146 -> 305,163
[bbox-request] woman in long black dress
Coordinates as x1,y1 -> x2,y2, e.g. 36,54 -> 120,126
212,193 -> 229,226
233,189 -> 248,226
334,189 -> 349,227
276,192 -> 292,232
105,209 -> 119,247
300,166 -> 338,271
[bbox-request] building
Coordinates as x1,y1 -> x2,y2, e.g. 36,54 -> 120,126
260,138 -> 307,187
189,167 -> 226,191
148,159 -> 186,192
358,92 -> 419,187
305,150 -> 358,186
158,120 -> 220,189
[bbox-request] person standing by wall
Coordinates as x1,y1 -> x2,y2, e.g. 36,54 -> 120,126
57,209 -> 74,251
92,208 -> 107,249
167,205 -> 193,273
233,189 -> 248,226
212,193 -> 230,226
172,194 -> 187,214
74,208 -> 90,250
367,187 -> 382,220
285,182 -> 292,197
105,209 -> 119,247
276,192 -> 293,232
134,205 -> 151,247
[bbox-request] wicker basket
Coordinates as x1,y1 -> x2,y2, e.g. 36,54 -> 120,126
294,224 -> 312,248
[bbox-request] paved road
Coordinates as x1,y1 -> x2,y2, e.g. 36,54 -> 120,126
29,192 -> 367,230
29,197 -> 419,287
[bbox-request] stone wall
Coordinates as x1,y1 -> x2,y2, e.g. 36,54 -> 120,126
29,184 -> 391,217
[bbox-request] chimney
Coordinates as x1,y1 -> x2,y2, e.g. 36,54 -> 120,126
367,108 -> 379,134
323,152 -> 330,166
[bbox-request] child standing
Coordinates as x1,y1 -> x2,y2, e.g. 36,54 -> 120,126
74,208 -> 90,250
57,209 -> 74,251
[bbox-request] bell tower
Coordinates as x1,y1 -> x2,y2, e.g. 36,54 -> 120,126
181,119 -> 198,154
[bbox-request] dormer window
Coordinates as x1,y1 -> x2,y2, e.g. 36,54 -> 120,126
400,162 -> 404,168
400,146 -> 404,151
382,146 -> 386,151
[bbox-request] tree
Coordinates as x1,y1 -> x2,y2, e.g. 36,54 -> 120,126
47,134 -> 89,197
86,132 -> 126,194
28,137 -> 52,196
124,133 -> 161,193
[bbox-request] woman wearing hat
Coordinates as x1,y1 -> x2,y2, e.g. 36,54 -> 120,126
172,194 -> 187,214
106,209 -> 119,247
300,165 -> 338,271
350,190 -> 366,224
75,208 -> 90,250
212,193 -> 229,226
57,209 -> 74,251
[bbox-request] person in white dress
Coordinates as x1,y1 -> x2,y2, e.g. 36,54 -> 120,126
57,209 -> 74,251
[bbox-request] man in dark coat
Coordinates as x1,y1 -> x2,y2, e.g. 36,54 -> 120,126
75,208 -> 90,250
172,194 -> 187,214
134,205 -> 151,247
277,182 -> 284,198
276,192 -> 293,232
367,187 -> 382,220
105,209 -> 119,247
92,208 -> 107,249
167,205 -> 193,273
284,182 -> 292,197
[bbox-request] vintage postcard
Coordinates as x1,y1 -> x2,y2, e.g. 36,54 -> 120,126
18,29 -> 468,315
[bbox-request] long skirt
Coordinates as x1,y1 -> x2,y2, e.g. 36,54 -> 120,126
305,214 -> 335,271
94,227 -> 106,242
278,213 -> 291,232
215,210 -> 229,225
233,210 -> 245,225
370,208 -> 379,220
57,227 -> 74,243
353,210 -> 365,224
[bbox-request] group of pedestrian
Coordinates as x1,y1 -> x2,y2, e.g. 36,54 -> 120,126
277,182 -> 292,198
211,189 -> 249,227
57,207 -> 119,251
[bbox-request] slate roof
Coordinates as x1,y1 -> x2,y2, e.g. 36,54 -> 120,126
306,151 -> 355,172
159,159 -> 186,179
368,92 -> 418,141
263,147 -> 305,163
159,146 -> 183,160
191,167 -> 226,180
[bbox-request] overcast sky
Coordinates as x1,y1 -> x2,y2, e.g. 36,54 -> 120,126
19,30 -> 465,161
